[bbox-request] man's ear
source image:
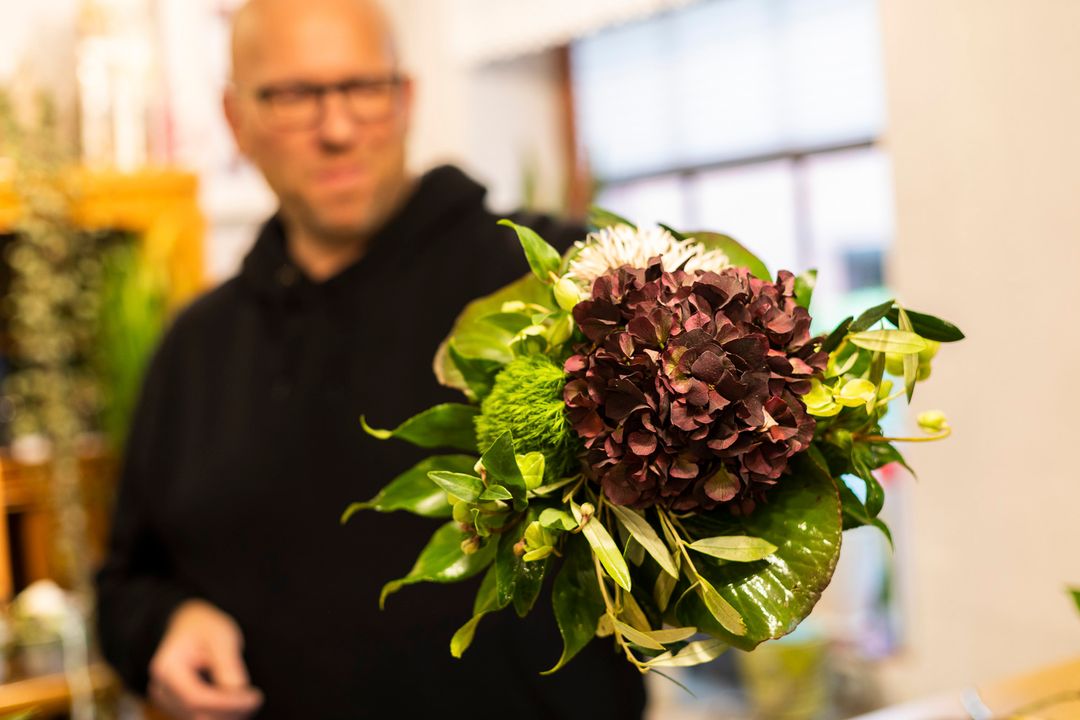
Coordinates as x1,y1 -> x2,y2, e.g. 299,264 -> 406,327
223,87 -> 249,156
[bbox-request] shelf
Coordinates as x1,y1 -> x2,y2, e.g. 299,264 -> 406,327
0,662 -> 118,716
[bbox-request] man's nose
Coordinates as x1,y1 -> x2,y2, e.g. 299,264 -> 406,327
316,92 -> 358,148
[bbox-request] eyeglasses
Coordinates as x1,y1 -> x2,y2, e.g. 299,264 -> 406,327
252,75 -> 406,131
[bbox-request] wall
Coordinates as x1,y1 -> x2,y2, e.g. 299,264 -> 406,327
877,0 -> 1080,700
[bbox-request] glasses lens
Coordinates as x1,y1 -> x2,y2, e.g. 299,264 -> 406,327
342,78 -> 400,121
258,85 -> 320,130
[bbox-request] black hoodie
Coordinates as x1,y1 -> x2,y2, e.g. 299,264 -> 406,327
95,166 -> 646,719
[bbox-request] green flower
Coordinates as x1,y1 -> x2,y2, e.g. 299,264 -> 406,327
475,354 -> 580,481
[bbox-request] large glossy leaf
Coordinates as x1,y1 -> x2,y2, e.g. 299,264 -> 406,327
380,522 -> 496,607
686,231 -> 770,281
341,455 -> 476,522
433,274 -> 552,393
673,452 -> 842,651
361,404 -> 479,452
543,534 -> 605,674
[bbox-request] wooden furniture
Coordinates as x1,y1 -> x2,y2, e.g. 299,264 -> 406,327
0,662 -> 118,716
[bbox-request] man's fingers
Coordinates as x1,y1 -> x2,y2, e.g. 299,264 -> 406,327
205,636 -> 252,691
159,662 -> 263,716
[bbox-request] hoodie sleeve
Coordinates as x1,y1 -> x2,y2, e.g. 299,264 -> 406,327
95,325 -> 195,695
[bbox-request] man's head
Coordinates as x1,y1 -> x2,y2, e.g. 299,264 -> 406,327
225,0 -> 413,246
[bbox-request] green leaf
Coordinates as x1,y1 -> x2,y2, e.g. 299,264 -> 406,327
447,343 -> 503,401
867,351 -> 886,414
478,484 -> 513,501
865,442 -> 916,477
851,452 -> 886,519
434,273 -> 552,394
608,504 -> 679,578
794,269 -> 817,309
885,307 -> 965,342
480,432 -> 527,510
450,566 -> 504,658
896,307 -> 919,402
498,219 -> 562,284
538,507 -> 577,531
646,626 -> 698,644
573,501 -> 631,591
849,329 -> 928,354
658,223 -> 688,240
695,577 -> 746,636
653,561 -> 679,612
1069,587 -> 1080,615
544,534 -> 605,674
587,206 -> 636,231
495,512 -> 550,616
427,471 -> 483,503
850,299 -> 895,333
646,638 -> 728,668
611,616 -> 666,651
341,455 -> 476,522
821,317 -> 853,354
380,522 -> 496,607
674,451 -> 842,651
480,311 -> 534,334
689,536 -> 778,563
516,451 -> 545,491
837,474 -> 894,548
361,404 -> 479,452
687,231 -> 770,281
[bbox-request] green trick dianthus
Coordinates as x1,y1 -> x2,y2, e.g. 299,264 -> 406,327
476,354 -> 580,481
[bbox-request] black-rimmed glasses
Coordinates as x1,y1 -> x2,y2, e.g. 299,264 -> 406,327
252,75 -> 406,130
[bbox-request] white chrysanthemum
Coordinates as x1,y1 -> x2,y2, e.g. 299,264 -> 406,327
566,224 -> 730,286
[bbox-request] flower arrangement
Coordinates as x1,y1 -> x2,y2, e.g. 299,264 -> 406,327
344,211 -> 962,674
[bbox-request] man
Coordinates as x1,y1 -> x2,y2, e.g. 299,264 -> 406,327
94,0 -> 646,718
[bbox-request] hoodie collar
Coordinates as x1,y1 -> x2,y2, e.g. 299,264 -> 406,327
240,165 -> 487,304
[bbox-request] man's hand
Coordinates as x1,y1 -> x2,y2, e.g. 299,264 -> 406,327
148,599 -> 264,720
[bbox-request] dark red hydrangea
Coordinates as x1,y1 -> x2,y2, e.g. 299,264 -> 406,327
563,259 -> 827,513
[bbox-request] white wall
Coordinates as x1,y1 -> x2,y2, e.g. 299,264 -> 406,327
877,0 -> 1080,700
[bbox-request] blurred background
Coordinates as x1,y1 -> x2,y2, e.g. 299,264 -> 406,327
0,0 -> 1077,717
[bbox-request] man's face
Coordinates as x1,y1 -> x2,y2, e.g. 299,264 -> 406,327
226,1 -> 412,243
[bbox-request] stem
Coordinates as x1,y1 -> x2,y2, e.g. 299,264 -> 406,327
856,427 -> 952,443
592,551 -> 649,673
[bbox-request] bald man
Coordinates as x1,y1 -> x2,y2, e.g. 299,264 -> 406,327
94,1 -> 646,718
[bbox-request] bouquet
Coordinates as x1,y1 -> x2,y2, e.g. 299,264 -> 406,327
344,211 -> 962,675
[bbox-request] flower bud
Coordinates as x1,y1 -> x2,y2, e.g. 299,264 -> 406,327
917,410 -> 948,433
452,501 -> 472,525
460,536 -> 482,555
578,502 -> 595,526
553,276 -> 584,311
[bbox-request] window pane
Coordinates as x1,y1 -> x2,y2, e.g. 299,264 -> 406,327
688,159 -> 800,274
802,146 -> 895,329
573,0 -> 885,181
594,174 -> 689,229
